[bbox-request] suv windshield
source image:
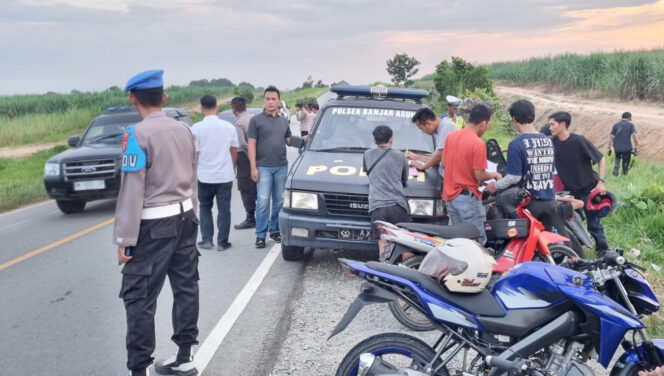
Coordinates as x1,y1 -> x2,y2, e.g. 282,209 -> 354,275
82,116 -> 139,145
309,106 -> 434,153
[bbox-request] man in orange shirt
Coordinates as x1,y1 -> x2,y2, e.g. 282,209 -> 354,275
441,103 -> 502,245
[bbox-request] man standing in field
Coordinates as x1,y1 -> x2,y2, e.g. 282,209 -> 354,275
439,95 -> 465,130
548,111 -> 610,257
608,111 -> 638,176
441,103 -> 502,245
231,96 -> 257,230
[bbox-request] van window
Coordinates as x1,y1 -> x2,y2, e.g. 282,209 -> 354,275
309,106 -> 434,153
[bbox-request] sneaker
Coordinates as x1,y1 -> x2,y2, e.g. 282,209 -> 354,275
269,232 -> 282,243
255,237 -> 266,248
218,242 -> 232,251
613,168 -> 619,176
234,219 -> 256,230
155,354 -> 197,376
197,241 -> 214,250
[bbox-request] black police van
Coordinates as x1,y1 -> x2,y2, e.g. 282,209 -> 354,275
44,106 -> 192,214
279,85 -> 445,260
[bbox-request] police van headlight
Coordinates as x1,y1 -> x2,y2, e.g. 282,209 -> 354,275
44,162 -> 60,176
409,199 -> 434,216
291,191 -> 319,211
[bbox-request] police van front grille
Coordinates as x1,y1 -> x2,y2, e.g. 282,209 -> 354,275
324,193 -> 369,216
64,159 -> 116,181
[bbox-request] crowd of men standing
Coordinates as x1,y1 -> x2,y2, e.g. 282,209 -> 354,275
111,70 -> 635,375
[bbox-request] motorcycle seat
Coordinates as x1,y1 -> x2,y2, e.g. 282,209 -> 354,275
365,261 -> 506,317
395,222 -> 480,240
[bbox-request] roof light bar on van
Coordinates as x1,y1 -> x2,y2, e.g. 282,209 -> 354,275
331,85 -> 429,100
106,105 -> 133,113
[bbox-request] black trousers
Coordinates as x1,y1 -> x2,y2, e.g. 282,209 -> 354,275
119,209 -> 200,371
527,199 -> 581,255
236,151 -> 257,213
614,151 -> 632,175
575,191 -> 610,255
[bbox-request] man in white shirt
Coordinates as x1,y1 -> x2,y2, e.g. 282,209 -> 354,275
192,95 -> 238,251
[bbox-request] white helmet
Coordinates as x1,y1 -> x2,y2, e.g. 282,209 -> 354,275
418,238 -> 495,293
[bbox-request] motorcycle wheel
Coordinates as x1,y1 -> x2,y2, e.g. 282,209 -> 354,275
533,244 -> 578,265
335,332 -> 447,376
387,256 -> 436,332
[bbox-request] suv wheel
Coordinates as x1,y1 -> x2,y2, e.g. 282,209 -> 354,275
56,199 -> 86,214
282,245 -> 304,261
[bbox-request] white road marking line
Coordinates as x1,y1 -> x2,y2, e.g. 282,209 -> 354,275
0,199 -> 51,217
194,243 -> 282,373
0,218 -> 33,232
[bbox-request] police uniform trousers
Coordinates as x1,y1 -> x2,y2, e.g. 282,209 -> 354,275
119,208 -> 200,371
236,151 -> 257,213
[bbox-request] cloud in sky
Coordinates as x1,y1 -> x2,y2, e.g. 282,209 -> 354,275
0,0 -> 662,95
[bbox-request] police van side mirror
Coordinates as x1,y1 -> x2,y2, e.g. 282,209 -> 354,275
68,136 -> 80,147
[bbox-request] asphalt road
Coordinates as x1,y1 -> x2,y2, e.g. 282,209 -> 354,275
0,116 -> 311,375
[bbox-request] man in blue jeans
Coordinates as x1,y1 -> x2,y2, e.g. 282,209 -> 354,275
192,95 -> 238,251
248,86 -> 304,248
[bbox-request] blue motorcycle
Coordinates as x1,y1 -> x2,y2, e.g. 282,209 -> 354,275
330,251 -> 662,376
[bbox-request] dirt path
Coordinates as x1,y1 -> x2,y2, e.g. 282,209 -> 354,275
0,141 -> 65,160
495,84 -> 664,163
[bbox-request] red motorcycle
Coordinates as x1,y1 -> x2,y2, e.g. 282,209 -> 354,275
377,188 -> 578,331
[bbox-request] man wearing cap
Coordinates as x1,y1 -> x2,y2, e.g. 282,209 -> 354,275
115,69 -> 200,376
439,95 -> 465,130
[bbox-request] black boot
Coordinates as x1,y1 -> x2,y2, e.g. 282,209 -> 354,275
234,212 -> 255,230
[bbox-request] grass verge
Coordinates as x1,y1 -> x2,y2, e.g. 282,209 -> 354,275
0,145 -> 66,212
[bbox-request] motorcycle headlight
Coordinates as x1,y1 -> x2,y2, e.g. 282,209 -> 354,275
283,189 -> 291,208
291,191 -> 318,211
44,162 -> 60,176
408,199 -> 434,216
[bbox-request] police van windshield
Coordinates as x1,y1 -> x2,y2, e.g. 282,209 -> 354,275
309,106 -> 434,153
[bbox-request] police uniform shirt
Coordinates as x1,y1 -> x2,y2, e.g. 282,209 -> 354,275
233,111 -> 253,154
113,111 -> 198,246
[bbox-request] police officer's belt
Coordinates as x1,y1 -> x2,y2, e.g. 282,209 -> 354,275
141,198 -> 193,220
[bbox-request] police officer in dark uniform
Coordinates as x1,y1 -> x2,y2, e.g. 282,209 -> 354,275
114,69 -> 200,376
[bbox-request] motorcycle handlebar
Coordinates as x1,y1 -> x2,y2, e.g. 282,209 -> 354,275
560,251 -> 626,271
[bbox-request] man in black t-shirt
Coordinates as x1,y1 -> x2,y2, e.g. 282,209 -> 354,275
548,111 -> 609,256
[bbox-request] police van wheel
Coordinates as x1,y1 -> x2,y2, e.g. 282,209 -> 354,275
282,245 -> 304,261
56,199 -> 86,214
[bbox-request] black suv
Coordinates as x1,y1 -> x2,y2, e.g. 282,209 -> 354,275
278,85 -> 445,260
44,106 -> 192,214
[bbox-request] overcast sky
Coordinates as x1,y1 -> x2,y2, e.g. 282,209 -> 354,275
1,0 -> 663,95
